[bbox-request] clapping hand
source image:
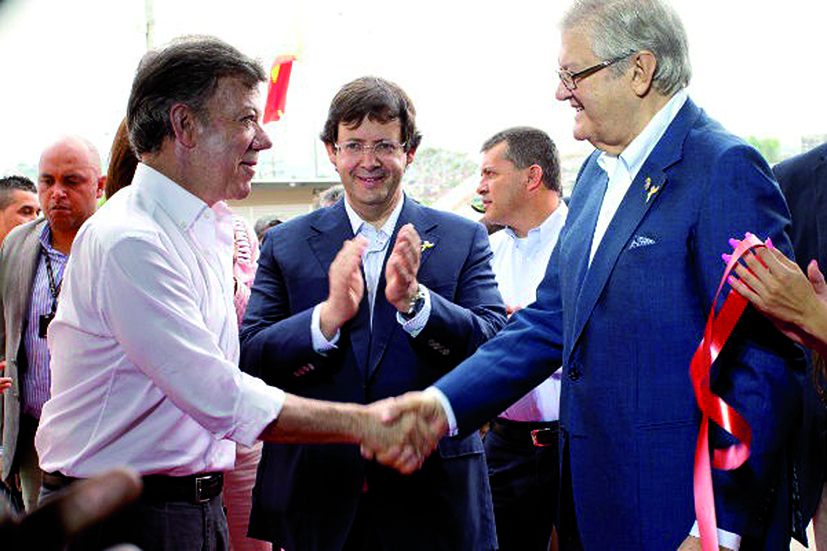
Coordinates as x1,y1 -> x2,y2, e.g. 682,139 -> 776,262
385,224 -> 422,313
320,236 -> 367,339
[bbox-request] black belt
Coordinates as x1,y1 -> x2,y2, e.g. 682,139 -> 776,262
43,471 -> 223,504
490,417 -> 559,447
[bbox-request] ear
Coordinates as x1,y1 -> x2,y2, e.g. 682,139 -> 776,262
169,103 -> 198,148
525,164 -> 544,192
405,146 -> 418,168
630,50 -> 657,97
96,175 -> 106,199
324,142 -> 339,171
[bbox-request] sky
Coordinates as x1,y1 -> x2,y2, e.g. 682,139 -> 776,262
0,0 -> 825,177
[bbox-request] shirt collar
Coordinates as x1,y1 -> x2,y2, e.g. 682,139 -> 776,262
344,193 -> 405,238
134,163 -> 227,233
597,89 -> 688,181
37,222 -> 61,255
504,201 -> 569,244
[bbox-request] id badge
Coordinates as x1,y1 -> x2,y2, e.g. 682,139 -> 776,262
39,313 -> 55,339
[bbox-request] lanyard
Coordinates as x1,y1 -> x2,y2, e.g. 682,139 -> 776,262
41,244 -> 62,315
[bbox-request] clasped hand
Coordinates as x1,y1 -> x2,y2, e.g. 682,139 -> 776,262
726,234 -> 827,353
359,392 -> 448,475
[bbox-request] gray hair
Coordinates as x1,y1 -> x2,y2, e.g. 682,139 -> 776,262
561,0 -> 691,96
127,35 -> 266,156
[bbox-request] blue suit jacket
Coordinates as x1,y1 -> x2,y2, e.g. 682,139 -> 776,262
773,142 -> 827,273
435,99 -> 811,550
772,142 -> 827,528
240,196 -> 506,551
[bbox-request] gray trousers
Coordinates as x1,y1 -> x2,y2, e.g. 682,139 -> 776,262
40,483 -> 229,551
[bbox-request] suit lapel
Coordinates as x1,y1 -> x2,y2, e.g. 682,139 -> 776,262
367,197 -> 437,380
569,100 -> 699,352
307,205 -> 372,377
814,148 -> 827,235
16,222 -> 45,328
11,221 -> 46,367
307,204 -> 353,277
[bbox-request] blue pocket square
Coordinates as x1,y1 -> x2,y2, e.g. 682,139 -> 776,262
629,235 -> 656,249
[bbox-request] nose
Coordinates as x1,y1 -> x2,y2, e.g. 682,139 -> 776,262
51,182 -> 69,198
357,147 -> 381,166
476,179 -> 487,196
555,79 -> 572,102
253,125 -> 273,151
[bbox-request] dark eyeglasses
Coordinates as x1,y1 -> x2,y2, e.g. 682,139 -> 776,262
557,52 -> 635,91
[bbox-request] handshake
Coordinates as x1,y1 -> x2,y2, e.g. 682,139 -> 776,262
357,391 -> 449,474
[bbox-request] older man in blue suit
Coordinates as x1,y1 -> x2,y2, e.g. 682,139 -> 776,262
240,76 -> 505,551
386,1 -> 816,549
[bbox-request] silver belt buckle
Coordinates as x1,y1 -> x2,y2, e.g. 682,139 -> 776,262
195,475 -> 209,503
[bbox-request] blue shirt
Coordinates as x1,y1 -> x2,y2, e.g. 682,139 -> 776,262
22,224 -> 67,418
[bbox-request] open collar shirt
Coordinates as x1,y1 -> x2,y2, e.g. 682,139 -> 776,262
310,194 -> 431,351
589,88 -> 739,549
21,224 -> 67,418
490,203 -> 568,422
36,163 -> 284,477
590,89 -> 688,263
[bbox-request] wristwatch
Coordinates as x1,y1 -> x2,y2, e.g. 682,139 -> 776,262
402,286 -> 427,320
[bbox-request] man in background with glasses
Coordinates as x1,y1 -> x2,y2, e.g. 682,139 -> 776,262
240,76 -> 506,551
385,0 -> 819,549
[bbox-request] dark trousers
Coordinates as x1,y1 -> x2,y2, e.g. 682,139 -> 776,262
39,482 -> 229,551
484,419 -> 559,551
342,489 -> 385,551
557,431 -> 582,551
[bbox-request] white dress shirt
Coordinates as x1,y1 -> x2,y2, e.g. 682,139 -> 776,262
36,164 -> 284,478
490,204 -> 567,422
589,89 -> 688,263
311,195 -> 431,352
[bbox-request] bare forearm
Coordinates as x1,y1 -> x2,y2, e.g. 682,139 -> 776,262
258,394 -> 366,444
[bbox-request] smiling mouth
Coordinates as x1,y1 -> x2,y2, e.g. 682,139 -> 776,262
240,162 -> 258,178
355,173 -> 385,186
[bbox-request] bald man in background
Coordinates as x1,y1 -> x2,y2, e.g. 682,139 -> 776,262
0,136 -> 104,511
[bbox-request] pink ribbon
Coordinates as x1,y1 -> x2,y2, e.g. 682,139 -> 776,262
690,233 -> 762,550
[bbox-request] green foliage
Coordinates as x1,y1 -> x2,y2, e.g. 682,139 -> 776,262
403,147 -> 477,205
747,136 -> 781,164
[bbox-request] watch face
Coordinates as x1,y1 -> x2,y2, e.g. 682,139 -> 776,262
405,289 -> 426,317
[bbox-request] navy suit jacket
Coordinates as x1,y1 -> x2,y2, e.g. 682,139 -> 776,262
435,98 -> 811,550
240,196 -> 506,551
773,142 -> 827,273
772,142 -> 827,526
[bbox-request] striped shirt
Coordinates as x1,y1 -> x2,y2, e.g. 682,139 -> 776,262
22,224 -> 67,418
